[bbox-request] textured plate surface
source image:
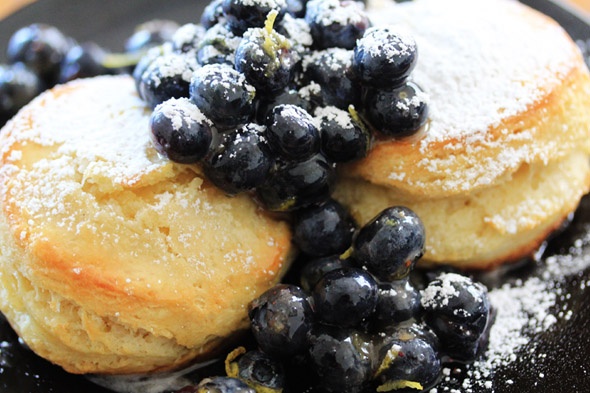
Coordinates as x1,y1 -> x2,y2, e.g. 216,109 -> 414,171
0,1 -> 590,392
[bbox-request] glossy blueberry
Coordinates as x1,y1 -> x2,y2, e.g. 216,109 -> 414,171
58,42 -> 108,83
421,272 -> 491,361
196,23 -> 241,66
373,279 -> 422,327
249,284 -> 314,357
236,350 -> 285,391
125,20 -> 179,53
307,325 -> 373,393
188,376 -> 255,393
171,23 -> 206,54
300,254 -> 354,292
312,267 -> 378,327
7,23 -> 72,85
315,105 -> 370,162
353,26 -> 418,88
374,324 -> 442,390
256,154 -> 335,211
255,88 -> 313,123
222,0 -> 287,35
200,0 -> 226,29
150,98 -> 214,163
303,48 -> 360,109
353,206 -> 425,281
265,104 -> 320,161
0,63 -> 42,126
305,0 -> 370,49
190,64 -> 256,129
234,24 -> 296,94
137,52 -> 199,108
363,81 -> 429,138
204,123 -> 272,194
292,199 -> 356,257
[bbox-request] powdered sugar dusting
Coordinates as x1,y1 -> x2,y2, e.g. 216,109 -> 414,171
367,0 -> 577,144
365,0 -> 582,193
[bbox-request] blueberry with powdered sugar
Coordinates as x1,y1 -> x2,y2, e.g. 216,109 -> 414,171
234,12 -> 297,94
363,81 -> 429,138
137,52 -> 199,108
222,0 -> 288,35
150,97 -> 215,164
196,23 -> 242,66
265,104 -> 320,161
315,105 -> 370,162
353,26 -> 418,88
170,23 -> 206,54
421,272 -> 492,361
200,0 -> 226,29
302,47 -> 361,109
189,63 -> 256,129
204,123 -> 272,194
304,0 -> 370,50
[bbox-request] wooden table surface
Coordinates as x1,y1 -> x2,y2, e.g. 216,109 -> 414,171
0,0 -> 589,20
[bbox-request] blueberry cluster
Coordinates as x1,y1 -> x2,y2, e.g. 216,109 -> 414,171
0,20 -> 178,128
136,0 -> 427,212
176,206 -> 492,393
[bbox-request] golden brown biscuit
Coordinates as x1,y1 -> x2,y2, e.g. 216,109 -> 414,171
0,75 -> 293,374
335,0 -> 590,268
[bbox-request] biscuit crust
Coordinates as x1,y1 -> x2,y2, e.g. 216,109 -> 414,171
0,76 -> 292,374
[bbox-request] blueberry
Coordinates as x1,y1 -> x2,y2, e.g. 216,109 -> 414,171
421,272 -> 491,361
204,123 -> 272,194
7,24 -> 72,86
249,284 -> 314,357
189,64 -> 256,129
312,267 -> 378,327
315,105 -> 371,162
303,48 -> 360,109
353,26 -> 418,88
196,23 -> 241,66
171,23 -> 206,54
191,376 -> 255,393
234,19 -> 297,94
236,350 -> 285,391
0,63 -> 43,126
307,325 -> 373,393
362,81 -> 429,138
285,0 -> 308,17
133,44 -> 171,94
292,199 -> 356,257
305,0 -> 370,50
125,20 -> 179,53
373,278 -> 422,327
137,52 -> 199,108
255,88 -> 313,123
275,14 -> 313,56
201,0 -> 226,29
374,324 -> 442,390
256,154 -> 335,211
150,98 -> 214,163
353,206 -> 425,281
58,42 -> 108,83
265,104 -> 320,161
222,0 -> 287,36
300,254 -> 354,292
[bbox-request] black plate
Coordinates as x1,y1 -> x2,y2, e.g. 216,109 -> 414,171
1,1 -> 590,392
